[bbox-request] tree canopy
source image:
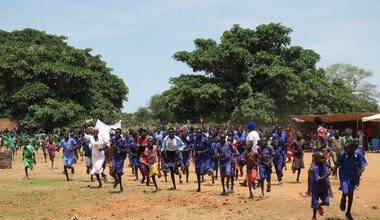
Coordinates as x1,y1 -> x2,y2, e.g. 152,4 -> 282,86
0,29 -> 128,129
152,23 -> 379,124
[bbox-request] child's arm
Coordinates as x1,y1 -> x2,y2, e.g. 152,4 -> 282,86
314,166 -> 331,182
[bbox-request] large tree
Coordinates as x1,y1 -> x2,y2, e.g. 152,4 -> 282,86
157,23 -> 378,124
325,63 -> 379,111
0,29 -> 128,129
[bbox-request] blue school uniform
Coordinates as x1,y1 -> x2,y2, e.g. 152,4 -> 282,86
181,140 -> 192,170
214,141 -> 234,177
310,162 -> 330,209
272,132 -> 287,159
273,145 -> 285,171
59,138 -> 77,167
111,137 -> 127,175
257,145 -> 275,181
233,133 -> 247,165
356,145 -> 365,156
127,137 -> 139,168
207,139 -> 219,172
194,137 -> 210,175
337,151 -> 368,194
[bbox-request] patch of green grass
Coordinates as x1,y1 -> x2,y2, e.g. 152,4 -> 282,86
4,209 -> 33,217
17,178 -> 60,186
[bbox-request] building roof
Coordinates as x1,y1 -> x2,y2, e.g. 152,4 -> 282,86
289,113 -> 376,123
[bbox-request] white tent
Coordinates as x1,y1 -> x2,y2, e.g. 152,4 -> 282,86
362,114 -> 380,122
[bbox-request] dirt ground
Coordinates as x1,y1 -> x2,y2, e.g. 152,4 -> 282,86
0,149 -> 379,220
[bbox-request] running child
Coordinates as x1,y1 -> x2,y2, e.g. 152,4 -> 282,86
193,128 -> 210,192
58,132 -> 78,181
162,128 -> 184,190
310,151 -> 331,220
292,132 -> 305,183
22,139 -> 36,180
47,139 -> 57,170
242,139 -> 260,199
214,133 -> 235,195
333,141 -> 367,220
111,128 -> 127,192
257,135 -> 274,197
272,138 -> 285,185
144,136 -> 161,192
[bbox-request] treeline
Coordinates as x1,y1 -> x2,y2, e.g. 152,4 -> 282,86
135,23 -> 378,127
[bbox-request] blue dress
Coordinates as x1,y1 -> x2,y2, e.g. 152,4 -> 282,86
273,146 -> 285,171
257,145 -> 275,181
59,138 -> 77,167
234,133 -> 247,165
194,137 -> 210,175
112,137 -> 127,175
338,152 -> 368,193
127,137 -> 140,167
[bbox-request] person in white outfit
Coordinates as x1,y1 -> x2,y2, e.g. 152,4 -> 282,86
84,127 -> 107,188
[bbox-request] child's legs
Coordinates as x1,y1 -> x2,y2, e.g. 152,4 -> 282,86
152,175 -> 158,190
296,169 -> 301,181
347,190 -> 354,214
24,166 -> 29,178
196,172 -> 201,191
170,167 -> 176,189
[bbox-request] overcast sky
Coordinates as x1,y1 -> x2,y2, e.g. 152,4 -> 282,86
1,0 -> 379,112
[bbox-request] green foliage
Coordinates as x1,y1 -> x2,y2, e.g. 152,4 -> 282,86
156,23 -> 378,124
0,29 -> 128,129
325,63 -> 379,112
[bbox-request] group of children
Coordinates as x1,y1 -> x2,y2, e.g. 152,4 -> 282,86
305,117 -> 368,220
0,117 -> 369,220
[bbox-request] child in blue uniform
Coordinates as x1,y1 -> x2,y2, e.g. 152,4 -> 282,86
310,151 -> 331,220
333,141 -> 367,220
111,128 -> 127,192
233,127 -> 246,179
180,130 -> 192,183
214,133 -> 235,195
194,128 -> 210,192
257,135 -> 274,197
272,139 -> 285,185
58,132 -> 78,181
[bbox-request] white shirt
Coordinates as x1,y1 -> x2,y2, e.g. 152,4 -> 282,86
246,130 -> 260,146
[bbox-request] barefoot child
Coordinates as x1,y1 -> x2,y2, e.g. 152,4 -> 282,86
257,135 -> 274,197
243,140 -> 259,199
111,128 -> 127,192
214,133 -> 235,195
310,151 -> 331,220
292,132 -> 305,183
333,141 -> 367,220
162,128 -> 184,190
47,139 -> 57,170
193,128 -> 210,192
58,132 -> 77,181
22,139 -> 36,180
144,137 -> 161,192
272,138 -> 285,185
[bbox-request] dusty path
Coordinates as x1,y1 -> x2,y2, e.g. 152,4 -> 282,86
0,150 -> 379,219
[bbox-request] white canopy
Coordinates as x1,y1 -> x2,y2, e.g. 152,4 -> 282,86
362,114 -> 380,122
